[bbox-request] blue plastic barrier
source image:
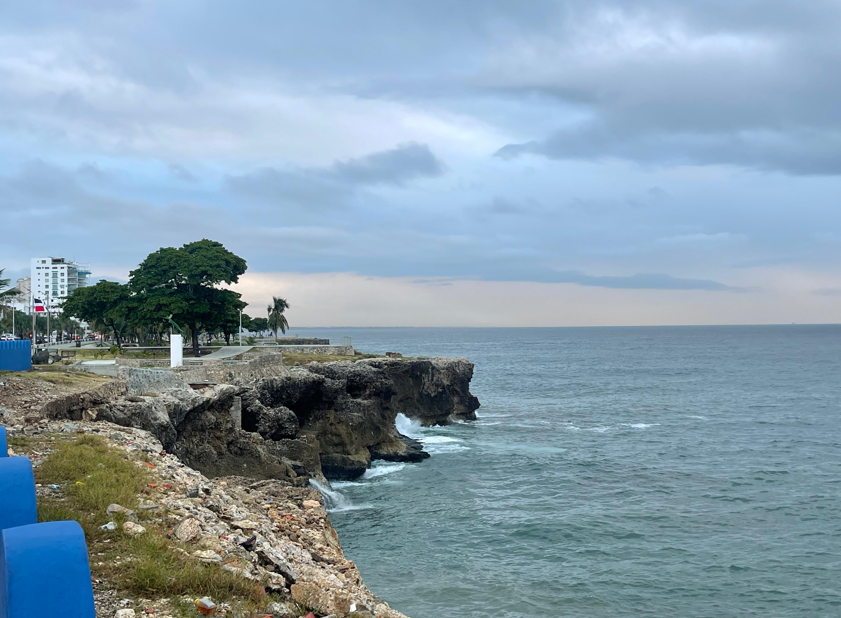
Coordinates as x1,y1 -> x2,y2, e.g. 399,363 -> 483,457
0,458 -> 36,531
0,521 -> 96,618
0,427 -> 96,617
0,342 -> 30,372
0,428 -> 6,457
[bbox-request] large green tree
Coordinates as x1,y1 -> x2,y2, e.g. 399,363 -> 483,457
267,296 -> 290,343
62,281 -> 131,347
129,239 -> 247,357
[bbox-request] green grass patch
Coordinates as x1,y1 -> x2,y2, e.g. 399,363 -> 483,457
35,435 -> 281,614
36,434 -> 147,515
7,435 -> 34,449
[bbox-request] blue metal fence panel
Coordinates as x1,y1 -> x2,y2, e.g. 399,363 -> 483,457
0,341 -> 30,372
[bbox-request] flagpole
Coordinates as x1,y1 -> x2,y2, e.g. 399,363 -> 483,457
31,296 -> 35,351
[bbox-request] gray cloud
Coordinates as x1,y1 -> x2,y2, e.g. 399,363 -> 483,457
476,267 -> 735,291
226,142 -> 445,208
496,125 -> 841,175
330,142 -> 445,185
488,2 -> 841,174
168,163 -> 196,182
543,271 -> 734,291
225,168 -> 351,210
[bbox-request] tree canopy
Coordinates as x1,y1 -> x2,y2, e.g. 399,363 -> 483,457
61,281 -> 131,347
129,239 -> 247,356
61,239 -> 249,356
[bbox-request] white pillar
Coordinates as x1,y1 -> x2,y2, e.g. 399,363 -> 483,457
170,334 -> 183,367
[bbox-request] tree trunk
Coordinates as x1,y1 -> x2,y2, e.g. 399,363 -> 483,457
110,322 -> 122,348
191,324 -> 200,357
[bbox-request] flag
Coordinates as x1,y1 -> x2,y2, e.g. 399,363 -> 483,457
33,298 -> 46,313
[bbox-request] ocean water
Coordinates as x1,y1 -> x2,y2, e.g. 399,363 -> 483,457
293,326 -> 841,617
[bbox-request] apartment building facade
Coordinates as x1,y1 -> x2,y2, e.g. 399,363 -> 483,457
30,257 -> 91,313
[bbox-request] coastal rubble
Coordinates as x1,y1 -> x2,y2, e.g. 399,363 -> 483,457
7,419 -> 411,618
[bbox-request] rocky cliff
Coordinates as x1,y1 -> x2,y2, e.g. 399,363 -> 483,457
44,357 -> 479,482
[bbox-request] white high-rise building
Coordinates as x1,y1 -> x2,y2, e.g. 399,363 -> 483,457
30,257 -> 91,313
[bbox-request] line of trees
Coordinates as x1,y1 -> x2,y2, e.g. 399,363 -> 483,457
61,239 -> 288,357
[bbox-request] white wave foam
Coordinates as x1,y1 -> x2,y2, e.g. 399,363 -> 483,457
420,435 -> 462,444
395,413 -> 423,439
309,479 -> 371,513
688,415 -> 708,420
362,463 -> 406,479
621,423 -> 661,429
425,443 -> 470,454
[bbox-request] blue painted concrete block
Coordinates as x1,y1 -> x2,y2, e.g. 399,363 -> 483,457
0,521 -> 96,618
0,341 -> 31,372
0,428 -> 6,457
0,458 -> 36,531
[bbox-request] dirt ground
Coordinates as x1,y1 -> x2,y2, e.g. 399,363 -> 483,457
0,367 -> 114,417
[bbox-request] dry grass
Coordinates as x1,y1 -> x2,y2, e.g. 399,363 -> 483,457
32,435 -> 282,615
12,367 -> 113,386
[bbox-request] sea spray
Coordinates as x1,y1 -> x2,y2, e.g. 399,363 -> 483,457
309,479 -> 369,512
395,413 -> 423,439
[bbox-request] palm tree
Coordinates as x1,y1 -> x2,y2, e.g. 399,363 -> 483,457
0,269 -> 20,302
267,296 -> 290,344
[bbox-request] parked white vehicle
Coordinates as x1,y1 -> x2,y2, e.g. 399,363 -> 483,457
1,333 -> 15,341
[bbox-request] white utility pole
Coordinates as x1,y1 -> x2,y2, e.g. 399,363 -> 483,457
239,309 -> 243,346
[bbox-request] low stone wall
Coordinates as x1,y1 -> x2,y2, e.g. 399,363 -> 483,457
119,367 -> 189,395
115,357 -> 170,368
266,345 -> 354,355
174,353 -> 287,384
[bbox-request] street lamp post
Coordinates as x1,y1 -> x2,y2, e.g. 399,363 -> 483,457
239,309 -> 242,346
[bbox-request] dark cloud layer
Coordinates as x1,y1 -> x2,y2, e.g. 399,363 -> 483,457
2,1 -> 841,302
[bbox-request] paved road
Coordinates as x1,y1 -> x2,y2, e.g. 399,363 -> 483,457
192,345 -> 253,360
79,360 -> 119,377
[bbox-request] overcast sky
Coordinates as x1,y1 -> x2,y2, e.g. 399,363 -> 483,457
2,0 -> 841,326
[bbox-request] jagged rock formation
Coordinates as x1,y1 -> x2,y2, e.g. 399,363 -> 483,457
44,357 -> 479,482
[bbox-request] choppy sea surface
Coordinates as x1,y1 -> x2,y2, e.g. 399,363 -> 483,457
291,326 -> 841,618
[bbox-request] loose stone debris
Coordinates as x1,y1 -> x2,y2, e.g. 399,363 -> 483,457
6,419 -> 409,618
